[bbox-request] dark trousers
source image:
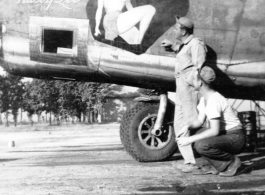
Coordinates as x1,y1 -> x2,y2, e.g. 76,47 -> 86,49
194,129 -> 246,172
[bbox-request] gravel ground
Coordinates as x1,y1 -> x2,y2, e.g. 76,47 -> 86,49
1,123 -> 265,195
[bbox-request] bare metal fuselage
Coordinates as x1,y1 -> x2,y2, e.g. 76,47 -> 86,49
1,0 -> 265,100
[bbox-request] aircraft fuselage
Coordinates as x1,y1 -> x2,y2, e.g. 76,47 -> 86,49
1,0 -> 265,99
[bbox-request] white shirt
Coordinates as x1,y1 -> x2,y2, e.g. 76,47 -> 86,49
197,92 -> 241,131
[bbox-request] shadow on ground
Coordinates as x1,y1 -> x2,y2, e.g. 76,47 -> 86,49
8,144 -> 124,153
138,178 -> 265,195
0,159 -> 20,163
239,147 -> 265,174
137,148 -> 265,195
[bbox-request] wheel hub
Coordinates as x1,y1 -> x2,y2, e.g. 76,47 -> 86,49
151,128 -> 162,137
138,114 -> 173,150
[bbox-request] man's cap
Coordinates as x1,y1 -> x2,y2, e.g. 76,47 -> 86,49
175,16 -> 194,29
200,66 -> 216,84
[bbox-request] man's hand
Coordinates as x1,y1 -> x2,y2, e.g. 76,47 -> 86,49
161,39 -> 176,52
161,39 -> 173,47
176,137 -> 192,146
94,28 -> 101,36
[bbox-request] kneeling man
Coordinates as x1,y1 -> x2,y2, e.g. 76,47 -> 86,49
176,66 -> 245,177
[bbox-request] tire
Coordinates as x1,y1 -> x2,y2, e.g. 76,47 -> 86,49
120,102 -> 177,162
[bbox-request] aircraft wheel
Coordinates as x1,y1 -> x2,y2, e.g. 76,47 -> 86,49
120,102 -> 177,162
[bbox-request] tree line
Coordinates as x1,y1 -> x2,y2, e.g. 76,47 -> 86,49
0,73 -> 111,126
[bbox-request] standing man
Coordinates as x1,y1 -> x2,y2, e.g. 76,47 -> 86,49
161,16 -> 207,173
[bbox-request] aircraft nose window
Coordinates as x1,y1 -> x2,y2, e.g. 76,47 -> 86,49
43,29 -> 73,55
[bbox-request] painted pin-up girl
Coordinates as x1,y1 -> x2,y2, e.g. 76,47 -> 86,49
94,0 -> 156,44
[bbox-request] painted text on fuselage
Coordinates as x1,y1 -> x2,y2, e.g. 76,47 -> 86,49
16,0 -> 81,10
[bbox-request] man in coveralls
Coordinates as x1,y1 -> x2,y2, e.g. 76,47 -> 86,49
161,16 -> 207,173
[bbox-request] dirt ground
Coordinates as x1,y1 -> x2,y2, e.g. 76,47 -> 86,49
1,123 -> 265,195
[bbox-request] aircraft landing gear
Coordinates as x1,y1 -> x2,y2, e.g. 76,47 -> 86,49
120,102 -> 177,162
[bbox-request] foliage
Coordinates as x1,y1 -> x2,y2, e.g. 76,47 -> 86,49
0,74 -> 25,126
0,73 -> 111,125
22,79 -> 111,123
137,88 -> 159,96
55,81 -> 110,121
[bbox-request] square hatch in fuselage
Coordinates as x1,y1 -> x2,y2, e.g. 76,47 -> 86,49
29,16 -> 90,65
43,29 -> 74,55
